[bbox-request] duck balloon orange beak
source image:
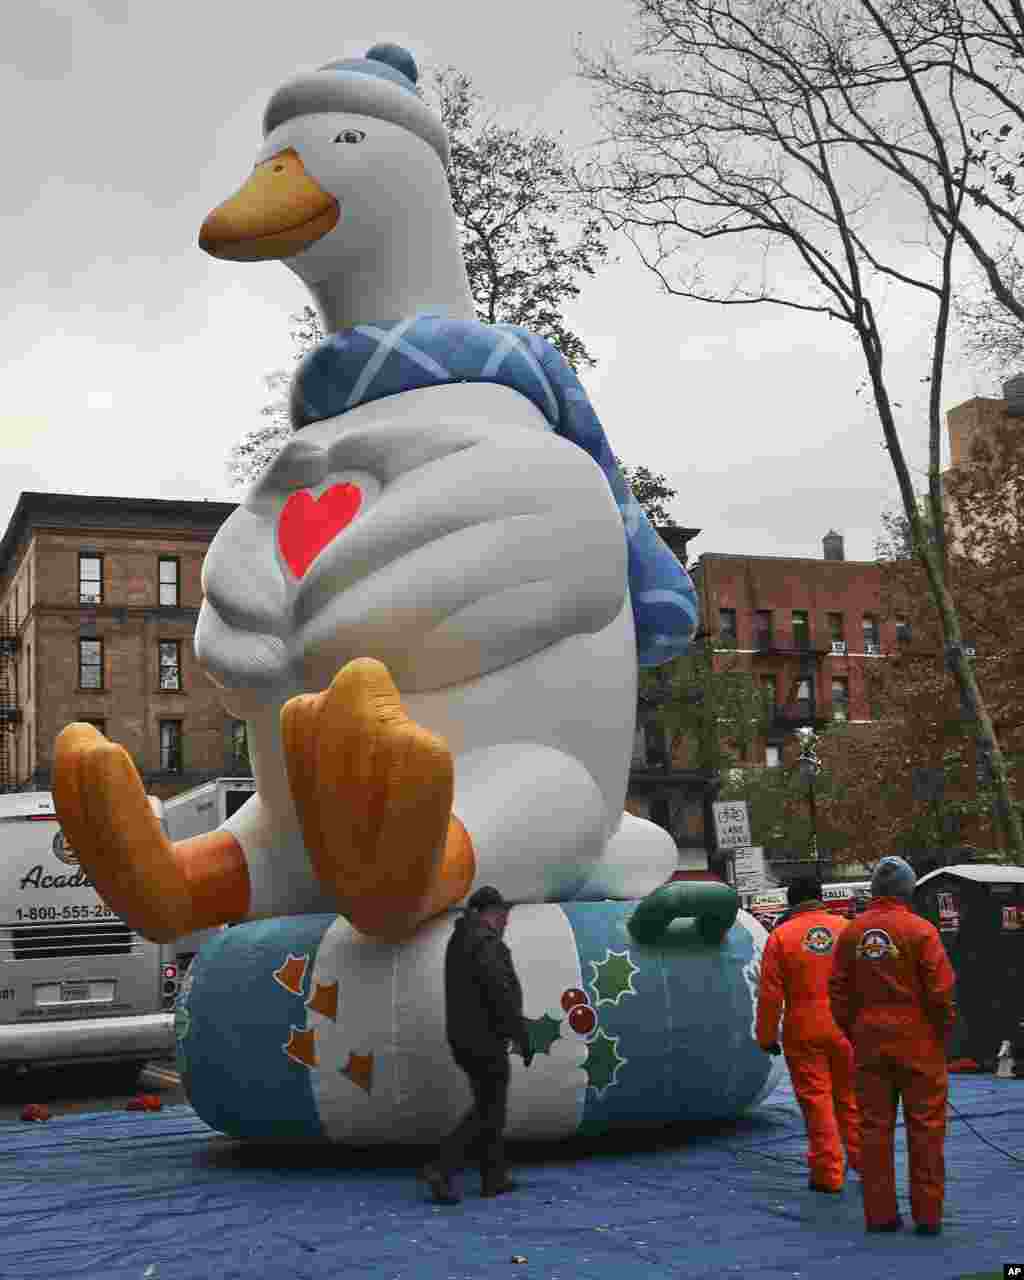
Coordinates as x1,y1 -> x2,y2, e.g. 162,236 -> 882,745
198,148 -> 339,261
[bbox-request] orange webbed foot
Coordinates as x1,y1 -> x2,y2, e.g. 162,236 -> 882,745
53,723 -> 249,941
281,658 -> 475,941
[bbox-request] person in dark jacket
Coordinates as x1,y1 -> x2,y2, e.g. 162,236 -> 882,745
421,886 -> 532,1204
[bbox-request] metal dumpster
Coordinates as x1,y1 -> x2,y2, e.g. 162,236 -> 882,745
915,864 -> 1024,1071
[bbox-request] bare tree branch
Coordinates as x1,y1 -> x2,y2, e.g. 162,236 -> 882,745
574,0 -> 1024,859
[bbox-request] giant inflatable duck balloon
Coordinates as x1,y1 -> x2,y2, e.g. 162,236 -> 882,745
53,41 -> 701,943
53,44 -> 781,1142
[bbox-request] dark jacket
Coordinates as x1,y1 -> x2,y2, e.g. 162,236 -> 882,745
445,911 -> 528,1061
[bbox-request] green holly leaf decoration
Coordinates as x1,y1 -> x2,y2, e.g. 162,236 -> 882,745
589,949 -> 640,1007
583,1027 -> 626,1096
515,1012 -> 562,1057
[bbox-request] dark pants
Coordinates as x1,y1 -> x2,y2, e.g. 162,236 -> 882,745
438,1049 -> 510,1183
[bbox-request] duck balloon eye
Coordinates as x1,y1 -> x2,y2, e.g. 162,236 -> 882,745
334,129 -> 366,144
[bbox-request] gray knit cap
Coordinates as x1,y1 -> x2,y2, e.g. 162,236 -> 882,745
262,43 -> 448,166
871,856 -> 917,900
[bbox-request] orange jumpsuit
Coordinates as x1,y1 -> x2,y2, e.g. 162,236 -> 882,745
756,902 -> 861,1191
829,897 -> 956,1230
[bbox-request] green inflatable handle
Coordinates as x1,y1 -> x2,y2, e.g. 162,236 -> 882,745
627,879 -> 739,945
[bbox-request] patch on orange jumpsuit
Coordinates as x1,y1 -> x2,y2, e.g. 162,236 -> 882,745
802,925 -> 836,954
857,929 -> 900,961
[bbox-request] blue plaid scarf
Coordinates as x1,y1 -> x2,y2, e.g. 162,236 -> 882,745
290,315 -> 697,666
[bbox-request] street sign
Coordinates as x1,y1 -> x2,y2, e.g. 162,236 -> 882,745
713,800 -> 751,851
732,846 -> 767,894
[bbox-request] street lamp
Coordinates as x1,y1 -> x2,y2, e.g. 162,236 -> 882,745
796,727 -> 822,880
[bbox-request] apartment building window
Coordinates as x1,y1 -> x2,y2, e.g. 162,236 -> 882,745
765,745 -> 781,767
644,720 -> 669,768
792,610 -> 810,650
78,638 -> 103,690
754,609 -> 772,648
160,720 -> 183,772
895,619 -> 912,644
79,554 -> 103,605
159,640 -> 182,691
230,719 -> 250,772
759,673 -> 776,708
831,676 -> 850,721
159,557 -> 180,607
862,614 -> 880,651
796,676 -> 814,711
827,612 -> 844,642
718,608 -> 737,647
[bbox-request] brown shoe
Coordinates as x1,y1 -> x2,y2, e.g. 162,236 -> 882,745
914,1223 -> 941,1236
420,1164 -> 460,1204
866,1217 -> 903,1233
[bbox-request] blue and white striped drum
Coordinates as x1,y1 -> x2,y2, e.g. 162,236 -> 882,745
175,886 -> 782,1144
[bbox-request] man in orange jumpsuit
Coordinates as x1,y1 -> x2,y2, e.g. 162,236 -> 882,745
756,877 -> 861,1193
829,856 -> 956,1236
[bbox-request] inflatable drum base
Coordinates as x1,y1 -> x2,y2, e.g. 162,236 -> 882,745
175,895 -> 782,1145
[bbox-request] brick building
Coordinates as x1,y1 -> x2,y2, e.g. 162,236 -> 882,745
688,532 -> 898,763
943,374 -> 1024,556
0,493 -> 247,799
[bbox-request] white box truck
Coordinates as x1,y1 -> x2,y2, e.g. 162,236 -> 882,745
162,778 -> 257,965
0,791 -> 177,1081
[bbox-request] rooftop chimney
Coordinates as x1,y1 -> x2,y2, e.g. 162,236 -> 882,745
823,529 -> 844,561
1004,375 -> 1024,418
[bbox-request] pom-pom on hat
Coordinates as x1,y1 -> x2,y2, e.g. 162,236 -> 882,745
263,43 -> 448,166
870,856 -> 917,900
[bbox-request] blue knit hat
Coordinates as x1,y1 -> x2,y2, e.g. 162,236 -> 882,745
262,43 -> 448,165
871,856 -> 916,900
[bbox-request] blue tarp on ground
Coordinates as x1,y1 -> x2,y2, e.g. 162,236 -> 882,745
0,1071 -> 1021,1280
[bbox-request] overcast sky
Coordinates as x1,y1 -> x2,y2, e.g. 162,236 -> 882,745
4,0 -> 1002,566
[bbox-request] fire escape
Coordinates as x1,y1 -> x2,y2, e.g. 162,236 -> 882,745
0,611 -> 20,792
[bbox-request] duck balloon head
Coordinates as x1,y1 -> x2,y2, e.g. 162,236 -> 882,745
198,43 -> 475,329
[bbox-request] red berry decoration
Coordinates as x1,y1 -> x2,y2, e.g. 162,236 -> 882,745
568,1004 -> 597,1036
561,987 -> 588,1012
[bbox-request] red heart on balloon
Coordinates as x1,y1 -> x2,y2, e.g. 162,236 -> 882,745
278,483 -> 363,579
